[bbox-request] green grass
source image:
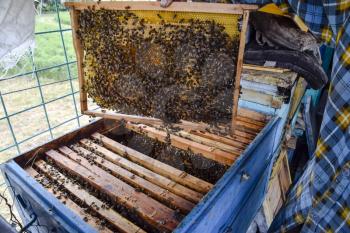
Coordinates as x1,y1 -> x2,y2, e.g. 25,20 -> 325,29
35,12 -> 75,72
0,10 -> 83,222
57,11 -> 71,26
0,10 -> 82,157
6,12 -> 75,80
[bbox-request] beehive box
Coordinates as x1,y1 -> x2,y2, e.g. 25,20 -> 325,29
262,148 -> 291,226
1,64 -> 299,233
65,1 -> 258,132
16,110 -> 267,232
1,2 -> 300,232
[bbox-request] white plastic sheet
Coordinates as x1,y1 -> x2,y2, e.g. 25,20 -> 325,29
0,0 -> 35,70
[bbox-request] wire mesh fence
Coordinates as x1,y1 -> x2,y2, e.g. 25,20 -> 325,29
0,0 -> 97,162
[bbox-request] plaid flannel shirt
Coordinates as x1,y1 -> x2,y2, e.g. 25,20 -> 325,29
236,0 -> 350,232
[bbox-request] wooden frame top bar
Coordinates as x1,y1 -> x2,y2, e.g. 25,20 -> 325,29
64,2 -> 258,14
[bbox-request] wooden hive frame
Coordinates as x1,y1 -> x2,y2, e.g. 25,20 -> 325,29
65,1 -> 258,135
20,114 -> 269,232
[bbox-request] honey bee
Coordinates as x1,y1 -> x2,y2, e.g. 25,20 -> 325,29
79,9 -> 237,124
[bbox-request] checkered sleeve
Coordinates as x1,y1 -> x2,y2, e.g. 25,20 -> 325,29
287,0 -> 336,46
269,1 -> 350,232
234,0 -> 336,46
233,0 -> 350,231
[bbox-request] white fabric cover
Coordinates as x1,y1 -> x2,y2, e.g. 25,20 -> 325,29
0,0 -> 35,70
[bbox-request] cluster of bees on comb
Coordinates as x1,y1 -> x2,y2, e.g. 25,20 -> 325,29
78,8 -> 239,123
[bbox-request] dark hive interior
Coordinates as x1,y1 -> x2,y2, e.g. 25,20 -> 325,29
28,126 -> 230,233
105,128 -> 228,184
78,9 -> 239,123
24,116 -> 265,232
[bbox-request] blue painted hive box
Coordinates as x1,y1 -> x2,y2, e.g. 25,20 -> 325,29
1,64 -> 303,233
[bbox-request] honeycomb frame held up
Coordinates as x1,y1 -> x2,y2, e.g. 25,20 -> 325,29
64,1 -> 258,134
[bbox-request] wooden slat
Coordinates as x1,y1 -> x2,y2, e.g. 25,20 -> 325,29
231,124 -> 260,137
169,120 -> 257,141
45,150 -> 179,232
231,10 -> 250,135
194,126 -> 255,143
235,119 -> 264,132
173,120 -> 212,131
63,145 -> 195,214
86,110 -> 217,132
174,120 -> 258,139
70,9 -> 87,112
262,149 -> 292,226
242,64 -> 289,73
241,69 -> 297,88
238,108 -> 268,123
236,115 -> 266,128
224,133 -> 253,144
14,119 -> 116,167
84,111 -> 264,137
240,88 -> 283,109
26,167 -> 114,233
288,78 -> 307,120
85,110 -> 163,125
61,198 -> 113,233
125,123 -> 238,165
175,131 -> 245,152
80,139 -> 203,203
91,133 -> 213,193
231,127 -> 257,140
35,161 -> 145,233
190,131 -> 251,148
151,119 -> 257,143
65,2 -> 258,14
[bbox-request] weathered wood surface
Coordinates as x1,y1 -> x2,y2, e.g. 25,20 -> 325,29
262,149 -> 291,226
242,64 -> 290,73
242,68 -> 297,88
85,110 -> 163,125
85,109 -> 266,134
231,10 -> 250,135
190,131 -> 250,147
33,161 -> 144,233
80,139 -> 203,203
125,123 -> 238,165
26,167 -> 114,233
231,127 -> 257,140
185,116 -> 266,153
86,110 -> 214,132
174,131 -> 245,153
65,145 -> 195,214
237,108 -> 269,123
240,88 -> 284,109
181,120 -> 257,144
14,119 -> 116,167
288,78 -> 307,120
45,150 -> 179,232
236,115 -> 266,127
91,133 -> 213,193
235,117 -> 265,132
70,9 -> 87,112
65,2 -> 258,14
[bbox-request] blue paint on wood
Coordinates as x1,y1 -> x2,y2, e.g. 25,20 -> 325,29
1,161 -> 97,233
175,117 -> 285,233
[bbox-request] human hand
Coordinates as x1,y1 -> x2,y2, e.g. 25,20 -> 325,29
160,0 -> 188,8
160,0 -> 174,8
160,0 -> 173,8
